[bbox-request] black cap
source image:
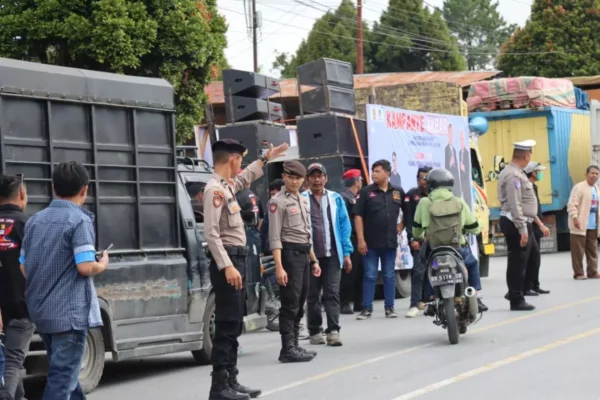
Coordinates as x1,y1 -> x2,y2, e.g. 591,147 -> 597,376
283,161 -> 306,177
212,139 -> 247,156
307,162 -> 327,176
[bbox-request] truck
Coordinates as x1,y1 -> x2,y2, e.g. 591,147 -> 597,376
0,57 -> 269,393
470,106 -> 592,252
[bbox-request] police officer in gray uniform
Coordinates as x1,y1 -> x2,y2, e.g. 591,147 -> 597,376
204,139 -> 288,400
269,161 -> 322,363
498,140 -> 539,311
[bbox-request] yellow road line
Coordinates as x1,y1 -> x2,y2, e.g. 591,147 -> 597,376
391,327 -> 600,400
260,295 -> 600,397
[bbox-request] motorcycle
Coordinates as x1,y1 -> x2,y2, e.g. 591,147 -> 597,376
425,245 -> 480,345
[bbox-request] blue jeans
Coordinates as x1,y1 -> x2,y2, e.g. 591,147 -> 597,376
40,330 -> 87,400
363,248 -> 397,311
460,246 -> 482,291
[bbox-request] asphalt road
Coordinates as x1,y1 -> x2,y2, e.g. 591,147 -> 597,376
23,251 -> 600,400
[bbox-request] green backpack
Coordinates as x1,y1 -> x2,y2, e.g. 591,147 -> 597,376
427,196 -> 463,248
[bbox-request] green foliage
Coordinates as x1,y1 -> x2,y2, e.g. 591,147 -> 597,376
497,0 -> 600,77
272,0 -> 372,77
443,0 -> 516,70
0,0 -> 227,142
369,0 -> 465,72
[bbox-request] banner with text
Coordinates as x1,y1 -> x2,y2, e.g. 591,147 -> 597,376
366,104 -> 478,269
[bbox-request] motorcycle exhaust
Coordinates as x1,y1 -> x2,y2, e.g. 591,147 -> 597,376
465,287 -> 479,320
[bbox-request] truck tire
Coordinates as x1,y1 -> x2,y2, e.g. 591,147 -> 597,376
479,254 -> 490,278
191,292 -> 215,365
395,270 -> 411,298
80,328 -> 105,394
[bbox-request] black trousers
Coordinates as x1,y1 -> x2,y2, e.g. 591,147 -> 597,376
210,247 -> 248,372
279,242 -> 311,338
340,238 -> 363,310
499,217 -> 534,302
307,256 -> 341,335
524,231 -> 542,291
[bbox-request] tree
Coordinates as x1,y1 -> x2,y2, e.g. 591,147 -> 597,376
369,0 -> 466,73
0,0 -> 227,142
443,0 -> 517,70
271,0 -> 372,78
498,0 -> 600,77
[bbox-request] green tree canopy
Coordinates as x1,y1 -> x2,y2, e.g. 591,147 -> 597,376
369,0 -> 465,72
272,0 -> 372,78
0,0 -> 227,142
497,0 -> 600,77
442,0 -> 516,70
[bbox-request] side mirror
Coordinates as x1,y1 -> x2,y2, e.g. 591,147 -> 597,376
487,171 -> 498,182
493,155 -> 505,173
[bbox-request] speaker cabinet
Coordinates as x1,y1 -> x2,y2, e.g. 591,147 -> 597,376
296,58 -> 354,89
222,69 -> 280,98
300,86 -> 356,115
218,121 -> 290,165
224,96 -> 283,124
296,113 -> 367,159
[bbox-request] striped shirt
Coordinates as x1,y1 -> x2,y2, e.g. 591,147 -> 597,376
20,200 -> 102,334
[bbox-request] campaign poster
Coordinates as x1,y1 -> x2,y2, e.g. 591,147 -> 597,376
366,104 -> 478,269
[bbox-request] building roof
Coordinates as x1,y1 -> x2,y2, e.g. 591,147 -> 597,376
205,70 -> 501,105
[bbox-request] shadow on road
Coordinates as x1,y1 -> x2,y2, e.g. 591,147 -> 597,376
23,355 -> 203,399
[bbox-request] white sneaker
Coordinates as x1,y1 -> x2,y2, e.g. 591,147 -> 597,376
310,333 -> 326,345
405,307 -> 419,318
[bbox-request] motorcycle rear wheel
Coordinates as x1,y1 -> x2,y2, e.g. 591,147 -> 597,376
444,297 -> 459,345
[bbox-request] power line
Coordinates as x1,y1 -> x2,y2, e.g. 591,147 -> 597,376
222,2 -> 563,56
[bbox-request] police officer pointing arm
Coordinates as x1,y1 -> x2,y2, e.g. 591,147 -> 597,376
498,140 -> 539,312
203,139 -> 288,400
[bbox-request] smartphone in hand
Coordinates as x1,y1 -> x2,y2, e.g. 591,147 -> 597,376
95,243 -> 113,261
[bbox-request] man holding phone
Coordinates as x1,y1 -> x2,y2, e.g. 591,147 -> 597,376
20,162 -> 110,399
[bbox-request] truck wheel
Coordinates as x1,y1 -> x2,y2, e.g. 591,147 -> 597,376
479,254 -> 490,278
80,328 -> 105,394
395,270 -> 411,298
192,292 -> 215,365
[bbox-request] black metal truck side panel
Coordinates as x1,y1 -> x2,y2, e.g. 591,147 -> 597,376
0,58 -> 199,355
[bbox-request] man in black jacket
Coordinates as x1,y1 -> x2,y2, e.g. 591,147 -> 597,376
0,174 -> 33,400
340,169 -> 363,314
523,162 -> 551,295
403,167 -> 432,318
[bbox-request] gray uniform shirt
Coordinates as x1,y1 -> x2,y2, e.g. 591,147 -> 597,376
203,161 -> 264,270
268,189 -> 312,250
498,161 -> 538,234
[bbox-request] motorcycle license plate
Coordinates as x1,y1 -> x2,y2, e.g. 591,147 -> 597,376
430,272 -> 463,286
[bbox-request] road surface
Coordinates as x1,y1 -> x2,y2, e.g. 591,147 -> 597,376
23,251 -> 600,400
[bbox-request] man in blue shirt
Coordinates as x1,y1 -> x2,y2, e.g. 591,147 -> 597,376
20,162 -> 109,400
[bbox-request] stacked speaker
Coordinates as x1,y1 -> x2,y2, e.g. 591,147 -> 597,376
282,58 -> 369,193
219,69 -> 292,205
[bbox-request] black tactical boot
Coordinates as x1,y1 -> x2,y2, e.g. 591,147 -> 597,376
209,370 -> 250,400
294,327 -> 317,357
279,334 -> 314,363
510,300 -> 535,311
227,368 -> 261,398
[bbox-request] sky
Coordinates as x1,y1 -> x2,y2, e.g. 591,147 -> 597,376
218,0 -> 533,78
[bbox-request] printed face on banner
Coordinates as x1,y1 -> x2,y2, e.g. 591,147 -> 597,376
366,104 -> 478,268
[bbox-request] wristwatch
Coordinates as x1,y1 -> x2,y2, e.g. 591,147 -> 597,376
310,260 -> 318,266
258,154 -> 268,163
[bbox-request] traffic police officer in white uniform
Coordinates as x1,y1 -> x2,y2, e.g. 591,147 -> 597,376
497,140 -> 539,311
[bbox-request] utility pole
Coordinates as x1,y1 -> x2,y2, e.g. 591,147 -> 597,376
356,0 -> 364,74
252,0 -> 258,73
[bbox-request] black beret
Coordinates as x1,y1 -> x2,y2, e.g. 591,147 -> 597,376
212,139 -> 247,156
283,161 -> 306,177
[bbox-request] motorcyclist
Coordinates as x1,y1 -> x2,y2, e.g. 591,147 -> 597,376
412,168 -> 488,313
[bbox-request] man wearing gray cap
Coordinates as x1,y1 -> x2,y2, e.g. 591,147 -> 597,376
497,140 -> 539,311
523,161 -> 551,295
269,161 -> 322,363
203,138 -> 288,400
302,163 -> 353,347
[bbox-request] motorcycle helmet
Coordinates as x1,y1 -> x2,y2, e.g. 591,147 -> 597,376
426,168 -> 454,192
